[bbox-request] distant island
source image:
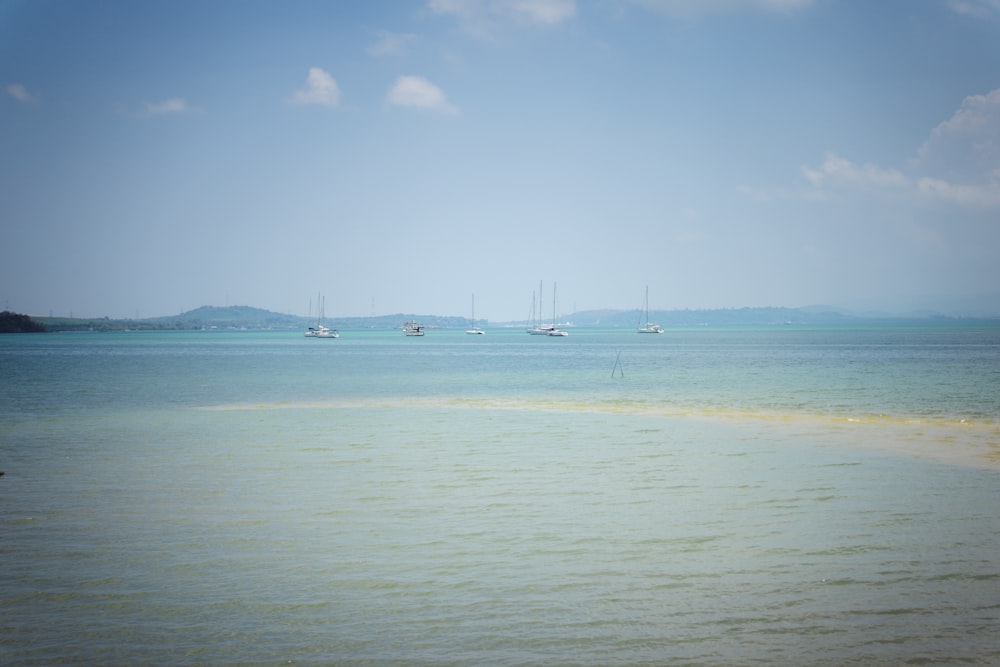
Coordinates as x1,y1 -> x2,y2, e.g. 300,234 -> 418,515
0,311 -> 46,333
32,306 -> 477,332
17,304 -> 1000,333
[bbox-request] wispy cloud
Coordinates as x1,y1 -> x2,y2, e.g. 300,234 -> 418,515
291,67 -> 341,107
143,97 -> 195,116
386,75 -> 459,114
5,82 -> 40,105
748,88 -> 1000,209
914,88 -> 1000,179
503,0 -> 577,24
947,0 -> 1000,19
368,30 -> 418,57
630,0 -> 814,17
801,153 -> 907,190
916,172 -> 1000,208
428,0 -> 576,38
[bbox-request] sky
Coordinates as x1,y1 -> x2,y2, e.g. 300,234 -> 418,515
2,0 -> 1000,322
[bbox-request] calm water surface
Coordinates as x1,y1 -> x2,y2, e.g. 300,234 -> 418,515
2,326 -> 998,665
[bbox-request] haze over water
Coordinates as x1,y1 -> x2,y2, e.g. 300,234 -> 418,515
2,324 -> 998,665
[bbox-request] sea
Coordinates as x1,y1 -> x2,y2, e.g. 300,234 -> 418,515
1,323 -> 998,666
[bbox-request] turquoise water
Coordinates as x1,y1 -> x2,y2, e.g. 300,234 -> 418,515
2,326 -> 999,665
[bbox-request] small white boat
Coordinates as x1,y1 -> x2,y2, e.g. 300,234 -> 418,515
403,321 -> 425,336
527,320 -> 555,335
465,294 -> 485,335
547,282 -> 568,337
306,324 -> 339,338
526,281 -> 555,334
638,285 -> 664,334
305,294 -> 339,338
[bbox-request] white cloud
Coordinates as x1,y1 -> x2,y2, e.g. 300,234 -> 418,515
291,67 -> 341,107
782,89 -> 1000,209
368,30 -> 418,57
914,88 -> 1000,178
796,152 -> 1000,209
801,153 -> 906,190
630,0 -> 814,16
428,0 -> 576,37
910,88 -> 1000,207
143,98 -> 193,115
5,82 -> 39,105
386,75 -> 459,114
501,0 -> 576,24
917,173 -> 1000,208
948,0 -> 1000,19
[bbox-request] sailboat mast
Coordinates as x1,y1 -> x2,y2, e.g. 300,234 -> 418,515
552,281 -> 557,327
540,280 -> 544,328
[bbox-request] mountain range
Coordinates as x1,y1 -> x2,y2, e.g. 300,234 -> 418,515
29,303 -> 999,333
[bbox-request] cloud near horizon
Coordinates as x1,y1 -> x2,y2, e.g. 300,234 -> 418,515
386,75 -> 459,114
915,89 -> 1000,176
745,88 -> 1000,209
291,67 -> 341,107
5,83 -> 40,105
801,154 -> 908,191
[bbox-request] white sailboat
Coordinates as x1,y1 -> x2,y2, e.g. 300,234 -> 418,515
305,294 -> 339,338
465,294 -> 485,334
638,285 -> 664,333
548,282 -> 568,336
527,280 -> 555,334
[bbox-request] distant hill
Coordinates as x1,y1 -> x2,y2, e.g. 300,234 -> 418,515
35,305 -> 303,332
32,304 -> 999,333
35,306 -> 489,332
150,305 -> 303,329
155,307 -> 480,331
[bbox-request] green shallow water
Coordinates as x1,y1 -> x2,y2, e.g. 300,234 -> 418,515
2,326 -> 999,665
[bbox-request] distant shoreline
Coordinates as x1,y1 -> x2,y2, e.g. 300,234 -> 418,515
22,304 -> 1000,333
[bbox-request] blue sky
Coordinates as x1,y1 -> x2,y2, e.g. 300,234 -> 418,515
2,0 -> 999,321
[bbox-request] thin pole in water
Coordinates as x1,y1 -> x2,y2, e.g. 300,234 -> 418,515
612,351 -> 624,378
